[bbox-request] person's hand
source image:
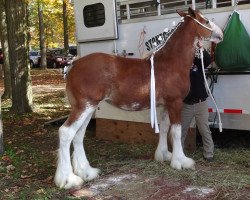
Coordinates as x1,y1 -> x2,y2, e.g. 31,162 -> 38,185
197,40 -> 203,48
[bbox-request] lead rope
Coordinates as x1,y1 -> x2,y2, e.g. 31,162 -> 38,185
150,52 -> 160,133
200,48 -> 223,132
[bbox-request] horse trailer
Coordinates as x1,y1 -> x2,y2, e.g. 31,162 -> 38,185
71,0 -> 250,141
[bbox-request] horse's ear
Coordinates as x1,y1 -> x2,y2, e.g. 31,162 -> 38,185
188,7 -> 196,18
176,9 -> 187,17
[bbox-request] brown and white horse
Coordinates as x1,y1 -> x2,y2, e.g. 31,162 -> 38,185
55,8 -> 223,189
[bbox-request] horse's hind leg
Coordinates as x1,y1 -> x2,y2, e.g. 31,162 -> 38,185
55,107 -> 95,189
72,107 -> 100,181
155,110 -> 172,161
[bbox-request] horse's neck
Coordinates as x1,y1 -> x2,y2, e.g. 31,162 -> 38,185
156,20 -> 196,63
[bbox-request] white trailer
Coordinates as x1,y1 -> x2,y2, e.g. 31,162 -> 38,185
71,0 -> 250,134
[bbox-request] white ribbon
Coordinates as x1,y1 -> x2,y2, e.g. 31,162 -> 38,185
150,53 -> 160,133
148,21 -> 182,134
200,48 -> 223,132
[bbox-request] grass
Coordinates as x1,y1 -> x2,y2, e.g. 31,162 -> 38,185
1,121 -> 250,199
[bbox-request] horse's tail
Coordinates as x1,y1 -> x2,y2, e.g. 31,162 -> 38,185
63,65 -> 71,79
63,56 -> 80,79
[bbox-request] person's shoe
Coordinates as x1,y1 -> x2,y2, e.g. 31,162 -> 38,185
203,156 -> 214,162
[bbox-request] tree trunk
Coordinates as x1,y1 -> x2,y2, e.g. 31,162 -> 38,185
5,0 -> 33,113
0,96 -> 3,155
0,0 -> 12,99
63,0 -> 69,53
38,0 -> 46,69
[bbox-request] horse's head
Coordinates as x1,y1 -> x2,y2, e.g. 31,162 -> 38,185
177,7 -> 223,44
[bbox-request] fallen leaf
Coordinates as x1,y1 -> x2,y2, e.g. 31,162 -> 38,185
9,186 -> 20,193
42,176 -> 53,183
16,150 -> 24,155
70,188 -> 94,198
2,155 -> 11,162
21,174 -> 33,179
6,165 -> 15,171
35,188 -> 45,194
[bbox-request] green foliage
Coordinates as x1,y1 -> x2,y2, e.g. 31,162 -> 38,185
29,0 -> 75,50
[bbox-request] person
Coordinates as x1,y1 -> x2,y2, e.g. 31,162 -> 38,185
181,41 -> 214,162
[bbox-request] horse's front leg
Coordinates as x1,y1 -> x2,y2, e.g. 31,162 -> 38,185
154,110 -> 172,161
72,107 -> 100,181
168,102 -> 195,170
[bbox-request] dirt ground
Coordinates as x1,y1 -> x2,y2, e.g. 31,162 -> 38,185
0,69 -> 249,200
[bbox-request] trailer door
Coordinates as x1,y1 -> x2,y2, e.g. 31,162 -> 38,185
74,0 -> 118,42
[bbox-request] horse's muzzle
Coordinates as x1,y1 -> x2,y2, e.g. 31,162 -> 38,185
209,21 -> 223,44
211,32 -> 223,43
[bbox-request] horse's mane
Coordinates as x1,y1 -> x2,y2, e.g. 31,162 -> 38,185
143,20 -> 183,60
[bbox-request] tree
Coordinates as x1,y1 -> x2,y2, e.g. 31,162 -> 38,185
38,0 -> 47,69
63,0 -> 69,53
0,0 -> 12,99
29,0 -> 75,49
0,96 -> 3,155
5,0 -> 33,113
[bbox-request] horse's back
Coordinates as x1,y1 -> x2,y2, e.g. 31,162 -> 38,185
68,52 -> 149,81
66,52 -> 151,109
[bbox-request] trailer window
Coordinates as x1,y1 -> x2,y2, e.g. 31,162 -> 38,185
83,3 -> 105,28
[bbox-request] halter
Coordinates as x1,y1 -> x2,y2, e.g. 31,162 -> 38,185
186,15 -> 213,32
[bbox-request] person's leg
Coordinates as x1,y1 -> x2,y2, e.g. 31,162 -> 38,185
181,103 -> 195,148
195,100 -> 214,159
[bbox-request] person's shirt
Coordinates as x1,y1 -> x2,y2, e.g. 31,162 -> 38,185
183,49 -> 211,104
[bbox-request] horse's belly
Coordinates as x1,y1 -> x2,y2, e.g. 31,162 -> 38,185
105,99 -> 150,111
119,102 -> 150,111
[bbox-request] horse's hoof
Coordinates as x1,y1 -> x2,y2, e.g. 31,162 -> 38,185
85,167 -> 100,181
182,157 -> 195,169
55,173 -> 83,189
76,167 -> 100,181
64,173 -> 84,189
170,157 -> 195,170
154,149 -> 172,162
170,160 -> 182,170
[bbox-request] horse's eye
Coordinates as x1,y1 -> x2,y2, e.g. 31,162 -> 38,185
206,20 -> 209,24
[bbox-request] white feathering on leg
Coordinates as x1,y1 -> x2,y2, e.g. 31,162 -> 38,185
170,124 -> 195,170
155,112 -> 172,161
55,125 -> 83,188
55,106 -> 97,189
72,106 -> 100,181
